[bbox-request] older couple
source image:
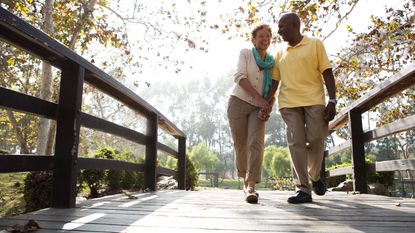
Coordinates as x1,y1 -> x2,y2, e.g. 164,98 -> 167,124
227,13 -> 337,204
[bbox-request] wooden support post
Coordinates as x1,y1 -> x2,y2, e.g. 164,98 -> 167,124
144,113 -> 158,191
52,65 -> 84,208
178,137 -> 186,190
348,109 -> 367,193
320,151 -> 328,184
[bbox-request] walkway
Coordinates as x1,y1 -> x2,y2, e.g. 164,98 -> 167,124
1,190 -> 415,232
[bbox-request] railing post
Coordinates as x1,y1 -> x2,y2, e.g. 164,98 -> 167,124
144,113 -> 158,191
321,151 -> 328,184
52,65 -> 84,208
348,109 -> 367,193
178,136 -> 186,190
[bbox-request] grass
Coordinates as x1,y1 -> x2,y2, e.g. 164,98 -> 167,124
0,173 -> 27,217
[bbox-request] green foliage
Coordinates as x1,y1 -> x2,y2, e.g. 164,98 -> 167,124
263,146 -> 291,178
23,171 -> 53,212
271,177 -> 295,191
189,142 -> 220,173
80,147 -> 144,197
81,147 -> 115,197
0,173 -> 26,217
186,154 -> 199,190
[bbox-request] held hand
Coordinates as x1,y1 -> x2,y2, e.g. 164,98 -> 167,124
258,108 -> 270,121
254,95 -> 269,110
324,102 -> 336,122
258,96 -> 275,121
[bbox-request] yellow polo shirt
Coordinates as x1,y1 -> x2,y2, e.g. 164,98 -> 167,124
272,36 -> 332,109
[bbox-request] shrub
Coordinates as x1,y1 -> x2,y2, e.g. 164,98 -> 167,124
23,171 -> 53,212
186,154 -> 198,190
81,147 -> 116,197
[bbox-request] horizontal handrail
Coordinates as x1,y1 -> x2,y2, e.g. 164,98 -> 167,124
0,7 -> 184,138
329,63 -> 415,132
326,159 -> 415,177
0,87 -> 57,119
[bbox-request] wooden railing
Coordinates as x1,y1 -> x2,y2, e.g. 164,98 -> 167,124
0,7 -> 186,208
325,63 -> 415,193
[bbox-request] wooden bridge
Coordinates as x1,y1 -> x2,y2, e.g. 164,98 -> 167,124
1,6 -> 415,233
1,190 -> 415,232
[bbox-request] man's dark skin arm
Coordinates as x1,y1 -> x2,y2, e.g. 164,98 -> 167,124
322,68 -> 336,121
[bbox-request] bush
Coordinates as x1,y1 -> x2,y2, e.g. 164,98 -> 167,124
122,170 -> 143,189
80,147 -> 116,197
271,177 -> 294,191
186,154 -> 198,190
80,147 -> 145,197
23,171 -> 53,212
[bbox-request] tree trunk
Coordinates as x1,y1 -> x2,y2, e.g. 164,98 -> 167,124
7,110 -> 30,154
43,0 -> 99,154
46,121 -> 56,155
36,0 -> 55,155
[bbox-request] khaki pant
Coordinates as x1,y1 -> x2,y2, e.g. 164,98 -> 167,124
227,96 -> 265,183
280,106 -> 328,194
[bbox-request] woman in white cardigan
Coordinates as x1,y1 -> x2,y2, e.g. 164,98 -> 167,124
227,24 -> 278,204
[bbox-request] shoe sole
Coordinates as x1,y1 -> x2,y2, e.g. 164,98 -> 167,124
287,199 -> 312,204
245,194 -> 258,204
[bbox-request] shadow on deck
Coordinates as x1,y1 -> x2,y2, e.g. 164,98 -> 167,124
1,190 -> 415,233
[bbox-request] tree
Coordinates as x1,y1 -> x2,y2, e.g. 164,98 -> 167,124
263,146 -> 291,178
188,142 -> 220,173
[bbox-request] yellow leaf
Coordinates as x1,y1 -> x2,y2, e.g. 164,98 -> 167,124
6,59 -> 14,66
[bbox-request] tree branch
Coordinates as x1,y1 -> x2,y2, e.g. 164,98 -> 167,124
323,0 -> 360,41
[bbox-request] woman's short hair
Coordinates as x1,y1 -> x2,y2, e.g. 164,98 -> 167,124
251,24 -> 272,39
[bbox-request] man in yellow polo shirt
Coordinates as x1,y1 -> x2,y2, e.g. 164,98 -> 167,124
272,13 -> 337,204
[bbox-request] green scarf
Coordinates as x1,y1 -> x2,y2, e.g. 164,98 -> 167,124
252,47 -> 274,97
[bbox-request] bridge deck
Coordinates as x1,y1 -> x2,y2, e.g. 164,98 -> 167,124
1,190 -> 415,232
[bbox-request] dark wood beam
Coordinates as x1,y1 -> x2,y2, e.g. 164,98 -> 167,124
0,155 -> 53,172
0,87 -> 57,119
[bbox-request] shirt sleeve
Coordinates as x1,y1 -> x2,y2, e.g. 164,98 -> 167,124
316,39 -> 332,73
233,49 -> 248,84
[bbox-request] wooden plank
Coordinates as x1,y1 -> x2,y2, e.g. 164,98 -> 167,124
363,115 -> 415,142
369,159 -> 415,172
0,154 -> 53,172
327,140 -> 351,157
326,166 -> 353,177
0,87 -> 57,119
52,65 -> 84,208
348,109 -> 367,193
157,142 -> 178,158
144,113 -> 158,191
1,190 -> 415,233
156,167 -> 176,177
77,157 -> 145,172
177,137 -> 186,190
80,112 -> 147,145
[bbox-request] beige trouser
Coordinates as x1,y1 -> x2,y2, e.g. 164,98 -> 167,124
280,105 -> 328,195
227,96 -> 265,183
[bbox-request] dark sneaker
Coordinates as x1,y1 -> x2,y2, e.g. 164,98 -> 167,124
244,187 -> 258,204
287,191 -> 312,204
312,179 -> 326,196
